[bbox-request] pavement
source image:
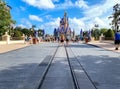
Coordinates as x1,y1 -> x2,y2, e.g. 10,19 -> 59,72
0,43 -> 58,89
0,42 -> 119,89
87,40 -> 120,53
0,40 -> 120,53
0,43 -> 31,53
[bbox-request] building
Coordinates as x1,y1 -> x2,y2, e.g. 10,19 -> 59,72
59,11 -> 72,38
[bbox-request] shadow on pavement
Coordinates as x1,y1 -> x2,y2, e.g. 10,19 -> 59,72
76,55 -> 120,88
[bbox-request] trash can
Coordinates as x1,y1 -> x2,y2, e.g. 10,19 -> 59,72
33,38 -> 37,44
85,37 -> 88,43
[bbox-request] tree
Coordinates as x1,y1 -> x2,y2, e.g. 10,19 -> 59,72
104,29 -> 114,40
0,0 -> 15,36
13,30 -> 22,40
21,28 -> 31,36
100,28 -> 108,35
109,4 -> 120,32
38,29 -> 44,37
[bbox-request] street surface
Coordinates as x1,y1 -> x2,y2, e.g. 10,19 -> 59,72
0,42 -> 120,89
70,43 -> 120,89
0,43 -> 58,89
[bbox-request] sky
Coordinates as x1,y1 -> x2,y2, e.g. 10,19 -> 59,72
5,0 -> 120,34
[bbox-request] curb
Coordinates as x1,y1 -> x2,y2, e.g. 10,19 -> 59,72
87,43 -> 120,54
0,44 -> 32,55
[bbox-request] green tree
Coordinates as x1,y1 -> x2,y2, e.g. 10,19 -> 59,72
38,29 -> 44,37
100,28 -> 108,35
104,29 -> 114,40
13,30 -> 22,40
109,4 -> 120,32
0,0 -> 15,36
91,29 -> 100,40
21,28 -> 31,36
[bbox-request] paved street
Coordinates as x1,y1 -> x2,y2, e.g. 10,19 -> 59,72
0,42 -> 120,89
0,43 -> 58,89
70,43 -> 120,89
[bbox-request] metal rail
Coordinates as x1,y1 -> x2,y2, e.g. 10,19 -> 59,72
65,46 -> 80,89
36,46 -> 59,89
69,46 -> 98,89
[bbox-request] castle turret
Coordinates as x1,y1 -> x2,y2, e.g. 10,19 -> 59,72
59,11 -> 69,34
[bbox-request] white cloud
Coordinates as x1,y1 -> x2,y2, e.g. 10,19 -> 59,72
84,0 -> 120,18
55,0 -> 74,9
17,24 -> 27,28
22,0 -> 55,9
69,17 -> 85,30
55,0 -> 88,10
75,0 -> 89,9
79,0 -> 120,30
22,0 -> 88,10
21,0 -> 120,34
20,19 -> 32,28
29,15 -> 43,22
45,17 -> 60,28
39,17 -> 60,34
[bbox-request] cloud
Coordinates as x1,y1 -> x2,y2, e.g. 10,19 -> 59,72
75,0 -> 89,9
20,18 -> 32,28
22,0 -> 88,10
17,24 -> 27,28
39,17 -> 60,34
22,0 -> 55,9
21,0 -> 120,34
78,0 -> 120,30
29,15 -> 43,22
45,17 -> 60,28
55,0 -> 88,10
55,0 -> 74,9
69,17 -> 85,30
84,0 -> 120,19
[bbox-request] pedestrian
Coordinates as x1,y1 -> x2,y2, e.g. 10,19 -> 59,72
114,30 -> 120,50
66,35 -> 70,46
60,34 -> 65,46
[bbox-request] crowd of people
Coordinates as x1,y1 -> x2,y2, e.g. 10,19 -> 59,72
23,29 -> 120,51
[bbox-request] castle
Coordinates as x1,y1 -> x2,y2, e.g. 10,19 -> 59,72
59,11 -> 69,34
54,11 -> 75,40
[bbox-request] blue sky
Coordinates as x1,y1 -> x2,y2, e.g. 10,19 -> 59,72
6,0 -> 120,34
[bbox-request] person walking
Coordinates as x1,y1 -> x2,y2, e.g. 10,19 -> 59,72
60,34 -> 65,46
114,30 -> 120,50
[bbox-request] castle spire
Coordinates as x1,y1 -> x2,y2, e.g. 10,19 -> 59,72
64,10 -> 67,18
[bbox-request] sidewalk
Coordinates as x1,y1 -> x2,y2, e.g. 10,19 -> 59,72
88,40 -> 120,53
0,43 -> 30,53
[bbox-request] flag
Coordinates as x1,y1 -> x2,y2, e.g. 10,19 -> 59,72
54,28 -> 58,37
42,29 -> 45,36
88,29 -> 91,36
88,29 -> 91,40
80,29 -> 83,35
80,29 -> 83,40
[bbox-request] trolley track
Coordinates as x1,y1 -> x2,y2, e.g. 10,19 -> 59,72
36,46 -> 59,89
36,45 -> 80,89
36,45 -> 97,89
65,46 -> 80,89
67,45 -> 98,89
